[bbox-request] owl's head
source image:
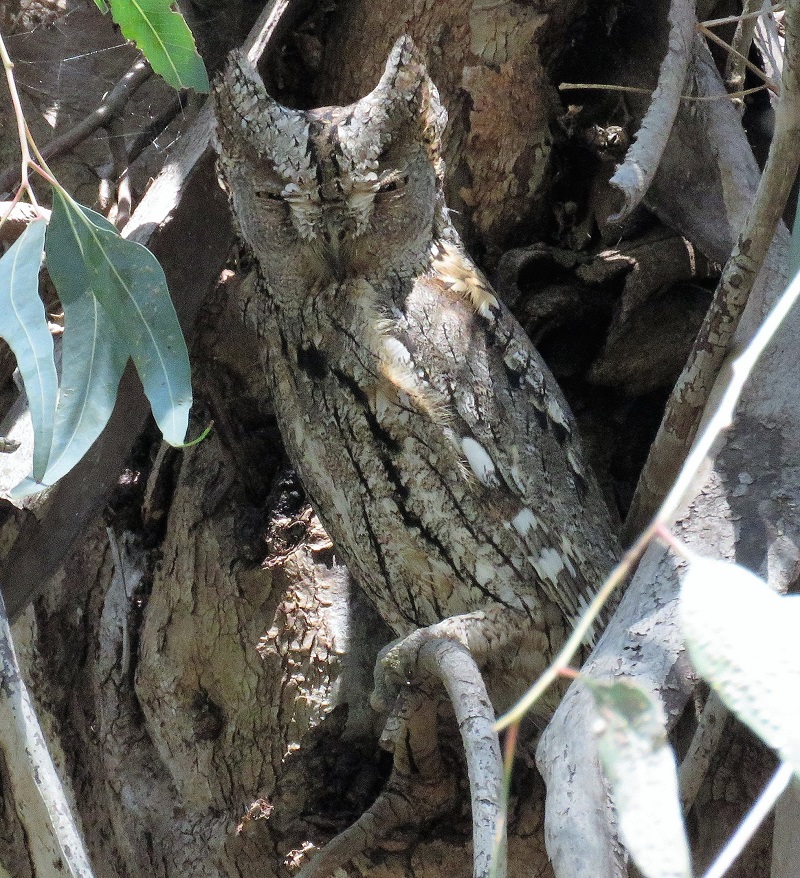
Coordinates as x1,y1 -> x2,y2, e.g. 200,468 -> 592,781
214,37 -> 448,294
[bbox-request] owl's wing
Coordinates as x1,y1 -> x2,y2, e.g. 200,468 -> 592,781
396,258 -> 617,628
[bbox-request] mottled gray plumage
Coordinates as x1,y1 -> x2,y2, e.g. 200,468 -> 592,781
214,37 -> 617,715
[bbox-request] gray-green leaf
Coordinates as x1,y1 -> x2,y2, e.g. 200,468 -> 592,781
680,555 -> 800,778
41,293 -> 129,486
591,679 -> 692,878
46,190 -> 191,449
0,219 -> 57,481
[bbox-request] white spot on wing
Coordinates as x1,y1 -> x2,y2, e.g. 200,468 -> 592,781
528,547 -> 565,585
461,437 -> 497,486
511,508 -> 539,536
383,337 -> 413,366
560,536 -> 577,576
475,560 -> 494,586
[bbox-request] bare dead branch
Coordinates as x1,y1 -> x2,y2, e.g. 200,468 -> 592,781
624,0 -> 800,540
0,586 -> 97,877
699,24 -> 781,92
678,693 -> 729,811
608,0 -> 696,223
0,57 -> 152,196
700,3 -> 784,28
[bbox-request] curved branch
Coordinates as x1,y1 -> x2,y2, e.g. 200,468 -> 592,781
299,639 -> 504,878
418,639 -> 506,878
608,0 -> 696,223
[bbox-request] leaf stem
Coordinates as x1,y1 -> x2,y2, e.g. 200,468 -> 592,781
701,763 -> 794,878
0,31 -> 41,212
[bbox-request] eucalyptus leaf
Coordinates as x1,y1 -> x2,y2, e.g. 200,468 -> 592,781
680,555 -> 800,778
107,0 -> 209,91
41,294 -> 129,486
46,189 -> 191,448
591,679 -> 692,878
0,219 -> 57,481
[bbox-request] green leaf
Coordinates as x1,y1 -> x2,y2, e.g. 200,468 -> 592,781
93,0 -> 109,12
0,219 -> 57,481
107,0 -> 209,92
680,555 -> 800,778
591,679 -> 692,878
46,189 -> 191,447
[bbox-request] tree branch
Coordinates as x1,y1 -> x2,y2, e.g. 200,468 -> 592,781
418,639 -> 506,878
0,586 -> 97,877
678,693 -> 729,811
725,0 -> 762,93
0,58 -> 152,196
624,0 -> 800,539
608,0 -> 696,222
298,639 -> 504,878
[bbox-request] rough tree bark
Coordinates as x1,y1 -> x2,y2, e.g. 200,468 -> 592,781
0,1 -> 796,877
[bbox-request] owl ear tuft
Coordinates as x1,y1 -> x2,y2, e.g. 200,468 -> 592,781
214,50 -> 305,151
362,36 -> 447,170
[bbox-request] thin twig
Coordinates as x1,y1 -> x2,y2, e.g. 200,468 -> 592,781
725,0 -> 762,92
105,117 -> 131,228
701,763 -> 794,878
0,57 -> 152,195
608,0 -> 697,223
0,32 -> 41,212
699,24 -> 780,92
701,3 -> 784,28
559,81 -> 768,100
624,1 -> 800,540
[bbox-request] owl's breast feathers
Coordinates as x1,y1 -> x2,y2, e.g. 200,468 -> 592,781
262,233 -> 615,639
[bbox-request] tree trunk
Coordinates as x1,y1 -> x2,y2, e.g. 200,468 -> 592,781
0,1 -> 795,877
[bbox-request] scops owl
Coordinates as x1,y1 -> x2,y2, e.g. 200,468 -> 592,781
213,37 -> 618,717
